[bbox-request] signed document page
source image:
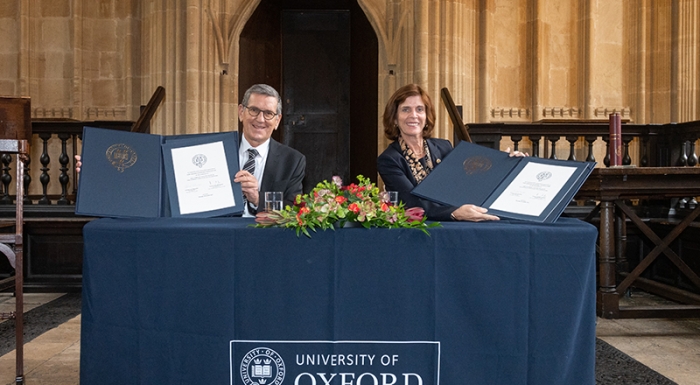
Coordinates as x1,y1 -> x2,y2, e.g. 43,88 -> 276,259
169,141 -> 235,215
488,162 -> 576,216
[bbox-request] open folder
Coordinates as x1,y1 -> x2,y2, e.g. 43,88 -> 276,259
75,127 -> 244,218
411,141 -> 595,223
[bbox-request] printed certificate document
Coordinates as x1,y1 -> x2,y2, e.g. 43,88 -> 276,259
169,141 -> 236,215
488,162 -> 577,217
162,131 -> 243,217
411,141 -> 595,223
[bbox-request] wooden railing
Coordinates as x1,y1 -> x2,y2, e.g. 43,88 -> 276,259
464,120 -> 700,168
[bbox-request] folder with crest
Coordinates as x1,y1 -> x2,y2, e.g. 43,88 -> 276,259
76,127 -> 243,218
411,141 -> 595,223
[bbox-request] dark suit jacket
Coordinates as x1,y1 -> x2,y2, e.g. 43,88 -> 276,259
377,138 -> 457,221
258,138 -> 306,210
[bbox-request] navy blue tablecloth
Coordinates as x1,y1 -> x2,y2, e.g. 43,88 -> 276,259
80,217 -> 597,385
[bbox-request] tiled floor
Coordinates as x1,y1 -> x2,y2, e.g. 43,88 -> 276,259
1,293 -> 700,385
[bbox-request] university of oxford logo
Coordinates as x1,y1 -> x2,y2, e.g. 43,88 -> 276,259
536,171 -> 552,181
192,153 -> 207,168
105,143 -> 137,172
240,347 -> 285,385
462,156 -> 492,175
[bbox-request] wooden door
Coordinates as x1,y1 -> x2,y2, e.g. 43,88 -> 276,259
239,1 -> 377,192
281,10 -> 350,192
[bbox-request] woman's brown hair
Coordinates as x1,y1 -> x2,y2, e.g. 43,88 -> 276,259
382,84 -> 436,141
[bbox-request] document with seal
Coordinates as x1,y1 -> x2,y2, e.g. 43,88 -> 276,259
168,141 -> 235,215
411,141 -> 595,222
162,131 -> 243,217
487,162 -> 577,217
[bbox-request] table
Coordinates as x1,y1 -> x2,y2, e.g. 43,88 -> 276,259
80,217 -> 597,385
576,167 -> 700,318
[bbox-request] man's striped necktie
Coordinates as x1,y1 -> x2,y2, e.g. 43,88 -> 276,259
243,148 -> 258,174
243,148 -> 258,214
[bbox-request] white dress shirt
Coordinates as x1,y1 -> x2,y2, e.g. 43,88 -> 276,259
238,135 -> 270,217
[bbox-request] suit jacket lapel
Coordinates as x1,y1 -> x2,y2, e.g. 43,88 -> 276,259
426,139 -> 444,165
260,139 -> 280,192
390,141 -> 419,186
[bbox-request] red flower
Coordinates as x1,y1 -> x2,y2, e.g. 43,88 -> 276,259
348,203 -> 360,213
405,207 -> 425,222
335,196 -> 347,204
296,206 -> 311,225
381,202 -> 389,212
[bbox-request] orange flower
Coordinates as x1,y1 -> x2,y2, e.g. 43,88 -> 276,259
381,202 -> 389,212
348,203 -> 360,213
335,196 -> 347,204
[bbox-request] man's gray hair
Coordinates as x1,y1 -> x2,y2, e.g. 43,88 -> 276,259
241,84 -> 282,115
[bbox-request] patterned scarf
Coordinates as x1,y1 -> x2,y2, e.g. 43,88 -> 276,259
399,136 -> 433,184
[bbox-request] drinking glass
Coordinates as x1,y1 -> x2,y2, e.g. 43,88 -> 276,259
387,191 -> 399,206
264,191 -> 283,212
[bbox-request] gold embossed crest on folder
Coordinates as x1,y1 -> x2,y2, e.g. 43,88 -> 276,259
106,143 -> 137,172
462,156 -> 492,175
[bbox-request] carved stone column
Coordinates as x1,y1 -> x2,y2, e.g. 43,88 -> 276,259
365,0 -> 479,152
140,0 -> 265,135
673,0 -> 700,122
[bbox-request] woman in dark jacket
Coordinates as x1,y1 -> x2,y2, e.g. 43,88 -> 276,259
377,84 -> 506,221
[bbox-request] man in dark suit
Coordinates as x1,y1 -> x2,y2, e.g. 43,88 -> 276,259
75,84 -> 304,216
234,84 -> 306,216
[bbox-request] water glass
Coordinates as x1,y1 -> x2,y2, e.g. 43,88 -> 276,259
387,191 -> 399,206
264,191 -> 283,212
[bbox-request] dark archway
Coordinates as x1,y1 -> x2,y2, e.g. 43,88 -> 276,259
239,0 -> 378,191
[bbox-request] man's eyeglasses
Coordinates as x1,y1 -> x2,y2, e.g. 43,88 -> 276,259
244,106 -> 278,121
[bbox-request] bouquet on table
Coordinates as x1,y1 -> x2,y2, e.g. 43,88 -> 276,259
255,175 -> 440,237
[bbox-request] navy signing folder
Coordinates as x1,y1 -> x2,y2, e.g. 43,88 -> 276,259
411,141 -> 595,223
76,127 -> 165,218
76,127 -> 243,218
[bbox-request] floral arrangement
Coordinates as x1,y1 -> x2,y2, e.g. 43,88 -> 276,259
255,175 -> 440,237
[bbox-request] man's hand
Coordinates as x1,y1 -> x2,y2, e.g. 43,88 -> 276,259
234,170 -> 259,206
505,147 -> 528,157
75,155 -> 82,172
451,204 -> 500,222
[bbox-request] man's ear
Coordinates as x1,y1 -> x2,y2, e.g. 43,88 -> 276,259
273,116 -> 280,130
238,104 -> 245,121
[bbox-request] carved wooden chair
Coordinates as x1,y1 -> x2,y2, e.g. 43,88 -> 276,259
0,96 -> 31,385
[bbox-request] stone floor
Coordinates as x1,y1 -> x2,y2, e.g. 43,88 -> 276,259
1,292 -> 700,385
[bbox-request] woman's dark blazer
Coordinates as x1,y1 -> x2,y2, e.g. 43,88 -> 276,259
377,138 -> 457,221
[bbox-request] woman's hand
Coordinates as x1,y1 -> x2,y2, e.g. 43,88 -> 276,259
451,204 -> 500,222
505,147 -> 528,157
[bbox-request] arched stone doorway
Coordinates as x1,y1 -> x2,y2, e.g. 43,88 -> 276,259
238,0 -> 379,191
